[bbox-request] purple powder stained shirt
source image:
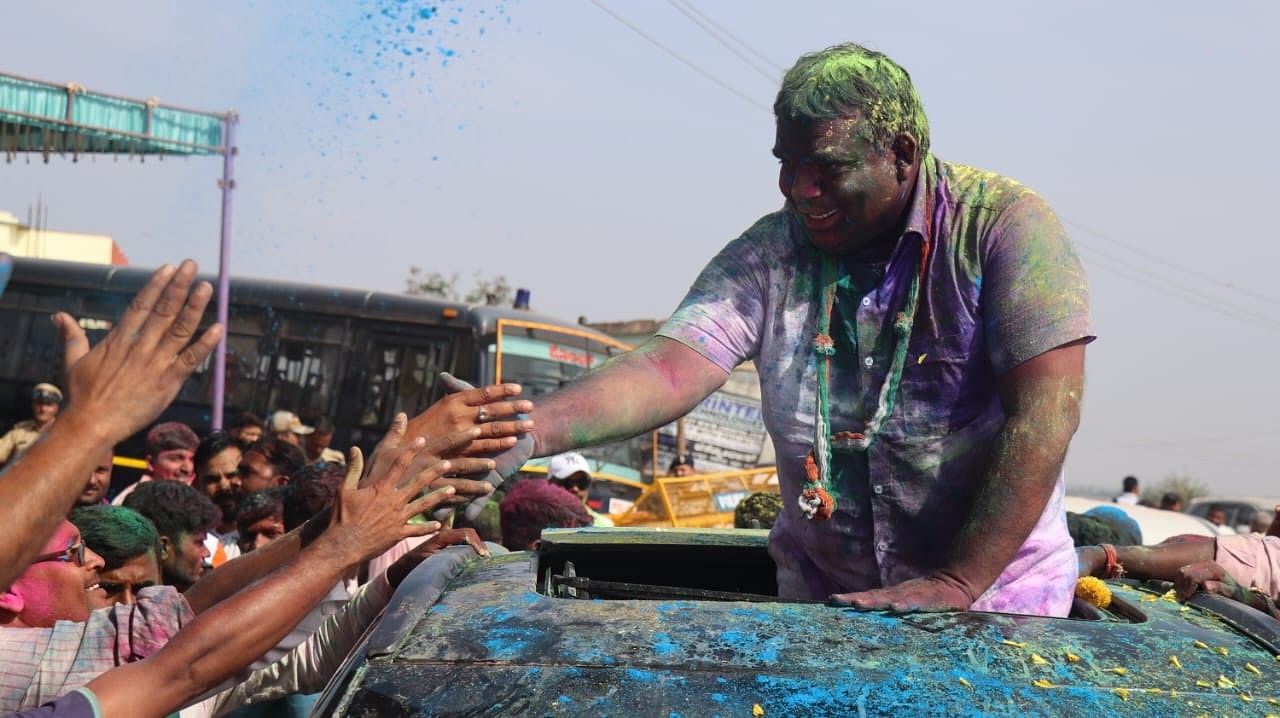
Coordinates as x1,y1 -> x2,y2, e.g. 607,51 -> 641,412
0,586 -> 192,712
659,156 -> 1093,616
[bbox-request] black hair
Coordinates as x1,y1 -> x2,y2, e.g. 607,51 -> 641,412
283,462 -> 345,530
194,430 -> 239,474
237,488 -> 286,536
243,437 -> 306,481
229,412 -> 264,431
122,480 -> 218,539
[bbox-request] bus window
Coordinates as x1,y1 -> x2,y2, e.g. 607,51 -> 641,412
216,306 -> 275,412
488,328 -> 649,482
266,340 -> 341,418
0,297 -> 34,381
15,296 -> 66,383
357,337 -> 453,429
490,333 -> 603,397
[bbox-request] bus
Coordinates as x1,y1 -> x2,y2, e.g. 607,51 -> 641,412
0,257 -> 652,498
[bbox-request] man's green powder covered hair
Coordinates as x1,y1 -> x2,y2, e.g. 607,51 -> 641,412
774,42 -> 930,155
70,505 -> 160,571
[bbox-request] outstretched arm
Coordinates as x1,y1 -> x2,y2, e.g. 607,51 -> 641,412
835,339 -> 1087,612
528,336 -> 729,458
183,419 -> 490,614
87,442 -> 460,718
0,262 -> 221,591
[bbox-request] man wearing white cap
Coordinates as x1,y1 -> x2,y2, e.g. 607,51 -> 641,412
0,383 -> 62,466
268,411 -> 313,449
546,452 -> 613,527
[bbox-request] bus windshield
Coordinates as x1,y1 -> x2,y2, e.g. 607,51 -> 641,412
487,320 -> 650,483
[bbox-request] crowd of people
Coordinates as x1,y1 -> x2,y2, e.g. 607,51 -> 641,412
0,262 -> 542,718
3,38 -> 1278,717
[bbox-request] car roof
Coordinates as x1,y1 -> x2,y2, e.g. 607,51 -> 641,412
318,529 -> 1280,716
1063,496 -> 1230,542
1188,496 -> 1280,509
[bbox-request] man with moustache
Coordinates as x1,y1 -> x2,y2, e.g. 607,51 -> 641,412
123,481 -> 216,591
194,431 -> 244,568
72,452 -> 113,509
0,441 -> 484,717
481,42 -> 1091,616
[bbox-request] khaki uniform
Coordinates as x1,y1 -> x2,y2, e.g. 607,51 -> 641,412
0,419 -> 46,465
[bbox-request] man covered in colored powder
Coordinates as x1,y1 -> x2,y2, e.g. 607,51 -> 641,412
440,42 -> 1092,616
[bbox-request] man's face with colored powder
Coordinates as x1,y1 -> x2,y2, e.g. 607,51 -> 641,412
774,116 -> 915,254
1,521 -> 105,626
88,550 -> 161,609
149,448 -> 195,484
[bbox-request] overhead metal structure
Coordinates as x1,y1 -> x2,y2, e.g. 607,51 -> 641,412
0,71 -> 237,429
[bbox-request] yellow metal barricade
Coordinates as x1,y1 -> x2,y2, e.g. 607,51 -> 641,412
610,467 -> 779,528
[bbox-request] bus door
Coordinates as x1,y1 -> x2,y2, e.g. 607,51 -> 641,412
341,329 -> 463,452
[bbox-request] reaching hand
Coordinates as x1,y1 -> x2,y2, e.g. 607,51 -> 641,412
403,373 -> 534,455
413,373 -> 535,521
321,443 -> 461,565
829,573 -> 977,614
53,260 -> 223,444
384,528 -> 490,587
365,413 -> 497,505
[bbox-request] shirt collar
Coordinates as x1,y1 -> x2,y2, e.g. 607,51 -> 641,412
900,152 -> 937,241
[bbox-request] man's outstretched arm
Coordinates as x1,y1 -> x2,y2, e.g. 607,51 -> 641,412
529,337 -> 730,459
0,262 -> 221,591
834,339 -> 1087,612
86,441 -> 461,718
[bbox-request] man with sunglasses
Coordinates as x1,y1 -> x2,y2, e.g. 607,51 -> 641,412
1,428 -> 490,717
0,521 -> 104,629
546,452 -> 613,528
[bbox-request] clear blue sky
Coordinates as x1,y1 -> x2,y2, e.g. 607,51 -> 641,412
3,1 -> 1277,496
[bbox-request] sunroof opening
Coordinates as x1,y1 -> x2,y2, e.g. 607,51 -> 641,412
535,529 -> 781,602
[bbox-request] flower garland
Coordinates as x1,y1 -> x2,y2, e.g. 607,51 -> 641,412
799,236 -> 931,521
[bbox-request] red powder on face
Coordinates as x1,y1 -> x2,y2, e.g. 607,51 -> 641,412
9,521 -> 97,626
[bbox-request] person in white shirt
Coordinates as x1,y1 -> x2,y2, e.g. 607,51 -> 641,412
1113,475 -> 1140,505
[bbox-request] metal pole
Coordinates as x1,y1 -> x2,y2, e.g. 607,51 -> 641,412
211,111 -> 237,431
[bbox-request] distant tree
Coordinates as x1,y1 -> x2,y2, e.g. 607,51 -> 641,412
405,267 -> 458,299
405,268 -> 513,306
1140,470 -> 1210,508
463,274 -> 513,306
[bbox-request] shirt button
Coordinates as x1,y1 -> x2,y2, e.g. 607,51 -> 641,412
863,356 -> 874,368
861,297 -> 871,307
877,542 -> 888,552
873,484 -> 883,495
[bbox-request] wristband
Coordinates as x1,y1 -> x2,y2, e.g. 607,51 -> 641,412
1102,544 -> 1125,579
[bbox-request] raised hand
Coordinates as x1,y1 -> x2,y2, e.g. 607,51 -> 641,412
53,260 -> 223,444
0,260 -> 223,594
405,373 -> 534,521
320,443 -> 462,565
403,373 -> 534,455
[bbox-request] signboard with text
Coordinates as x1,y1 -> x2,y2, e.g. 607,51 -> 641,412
657,390 -> 769,473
